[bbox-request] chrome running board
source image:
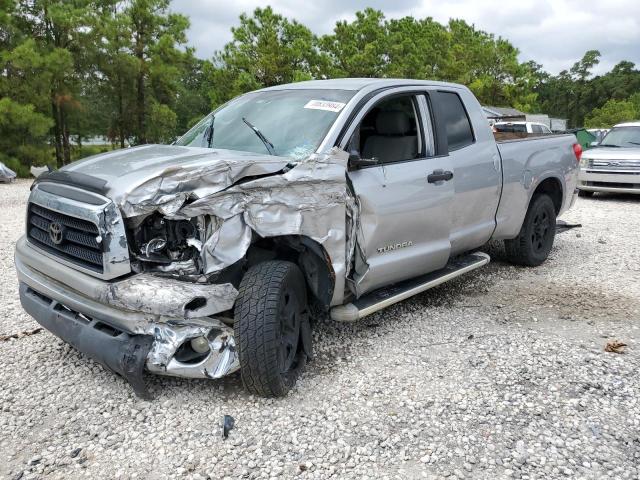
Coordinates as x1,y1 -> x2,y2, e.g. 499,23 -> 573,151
331,252 -> 490,322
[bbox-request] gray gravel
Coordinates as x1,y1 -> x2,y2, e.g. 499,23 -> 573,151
1,180 -> 639,479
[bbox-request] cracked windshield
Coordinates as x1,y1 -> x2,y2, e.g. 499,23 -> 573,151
176,89 -> 355,160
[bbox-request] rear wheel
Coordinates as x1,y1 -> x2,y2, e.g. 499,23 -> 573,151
234,261 -> 308,397
578,189 -> 594,198
504,194 -> 557,267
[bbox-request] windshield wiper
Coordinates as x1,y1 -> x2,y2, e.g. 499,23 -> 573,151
205,115 -> 215,148
627,141 -> 640,146
242,117 -> 275,155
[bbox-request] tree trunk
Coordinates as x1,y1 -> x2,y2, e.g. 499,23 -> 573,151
136,68 -> 145,143
61,108 -> 71,165
135,27 -> 146,144
51,100 -> 63,168
118,78 -> 126,148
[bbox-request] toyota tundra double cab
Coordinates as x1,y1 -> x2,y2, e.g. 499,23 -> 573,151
15,79 -> 580,398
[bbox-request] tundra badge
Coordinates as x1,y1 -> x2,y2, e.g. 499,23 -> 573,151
377,241 -> 413,254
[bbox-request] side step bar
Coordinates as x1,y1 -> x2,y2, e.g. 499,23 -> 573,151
331,252 -> 490,322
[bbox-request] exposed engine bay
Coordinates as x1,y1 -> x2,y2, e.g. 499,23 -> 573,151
128,213 -> 205,278
108,147 -> 356,308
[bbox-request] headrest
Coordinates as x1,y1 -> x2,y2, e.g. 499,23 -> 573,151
376,110 -> 410,135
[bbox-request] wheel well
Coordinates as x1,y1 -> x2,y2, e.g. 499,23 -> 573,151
533,177 -> 563,215
244,236 -> 335,312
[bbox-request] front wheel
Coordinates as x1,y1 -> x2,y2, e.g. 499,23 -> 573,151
234,261 -> 308,397
504,194 -> 557,267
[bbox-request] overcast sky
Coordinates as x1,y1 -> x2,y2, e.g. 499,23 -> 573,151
171,0 -> 640,75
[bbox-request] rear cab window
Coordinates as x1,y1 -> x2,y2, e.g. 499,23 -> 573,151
495,123 -> 526,133
430,91 -> 475,151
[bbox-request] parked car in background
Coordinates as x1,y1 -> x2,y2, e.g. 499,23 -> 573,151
0,162 -> 17,183
493,121 -> 552,134
578,122 -> 640,196
15,79 -> 580,398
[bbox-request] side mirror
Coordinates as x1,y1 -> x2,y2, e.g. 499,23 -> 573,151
348,152 -> 379,169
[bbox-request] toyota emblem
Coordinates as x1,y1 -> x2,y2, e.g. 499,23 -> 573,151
48,222 -> 64,245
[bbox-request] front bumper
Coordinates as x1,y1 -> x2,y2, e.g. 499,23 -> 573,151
15,236 -> 240,398
19,283 -> 154,398
578,169 -> 640,194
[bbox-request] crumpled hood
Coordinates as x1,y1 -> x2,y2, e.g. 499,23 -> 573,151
61,144 -> 291,214
53,145 -> 356,305
582,146 -> 640,160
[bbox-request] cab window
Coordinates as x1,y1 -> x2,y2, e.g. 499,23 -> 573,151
434,91 -> 474,150
348,95 -> 422,164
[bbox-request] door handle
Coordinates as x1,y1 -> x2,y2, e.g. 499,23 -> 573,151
427,170 -> 454,183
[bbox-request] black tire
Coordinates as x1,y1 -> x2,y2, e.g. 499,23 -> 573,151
504,194 -> 557,267
578,189 -> 594,198
234,260 -> 308,397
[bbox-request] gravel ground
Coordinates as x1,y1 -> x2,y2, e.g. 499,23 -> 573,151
1,179 -> 639,480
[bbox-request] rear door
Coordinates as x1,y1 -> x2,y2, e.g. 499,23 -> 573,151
429,89 -> 501,255
342,88 -> 454,296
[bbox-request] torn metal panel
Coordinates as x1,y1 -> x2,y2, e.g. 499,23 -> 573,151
178,149 -> 352,304
101,274 -> 238,318
114,152 -> 290,218
116,147 -> 355,306
200,214 -> 252,274
344,180 -> 359,279
145,319 -> 239,379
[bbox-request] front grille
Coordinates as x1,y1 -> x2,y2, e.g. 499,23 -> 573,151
587,159 -> 640,171
27,203 -> 104,272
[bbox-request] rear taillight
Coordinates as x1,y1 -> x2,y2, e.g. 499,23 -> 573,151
572,143 -> 583,163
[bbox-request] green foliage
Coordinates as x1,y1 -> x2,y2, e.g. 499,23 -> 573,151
584,99 -> 637,128
538,51 -> 640,127
630,93 -> 640,116
0,97 -> 54,169
0,97 -> 52,138
125,0 -> 190,143
146,101 -> 177,143
320,8 -> 388,78
320,13 -> 535,108
207,6 -> 320,107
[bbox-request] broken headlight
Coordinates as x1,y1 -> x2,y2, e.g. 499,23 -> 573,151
129,213 -> 203,275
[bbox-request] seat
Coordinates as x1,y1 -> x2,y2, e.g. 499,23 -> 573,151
362,110 -> 417,164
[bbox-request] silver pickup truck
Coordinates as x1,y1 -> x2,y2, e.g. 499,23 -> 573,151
15,79 -> 580,398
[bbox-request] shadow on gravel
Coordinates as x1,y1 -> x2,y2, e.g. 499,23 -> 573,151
581,192 -> 640,203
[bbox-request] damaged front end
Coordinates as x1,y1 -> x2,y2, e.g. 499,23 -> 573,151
120,148 -> 354,391
20,146 -> 356,398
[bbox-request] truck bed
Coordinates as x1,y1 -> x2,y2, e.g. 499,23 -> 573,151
491,133 -> 579,240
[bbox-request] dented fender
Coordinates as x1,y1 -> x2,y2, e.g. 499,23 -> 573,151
115,147 -> 356,306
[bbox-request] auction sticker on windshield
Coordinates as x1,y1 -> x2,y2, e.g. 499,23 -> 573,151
304,100 -> 347,113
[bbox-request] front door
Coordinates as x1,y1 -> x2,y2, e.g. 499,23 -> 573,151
344,91 -> 455,296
